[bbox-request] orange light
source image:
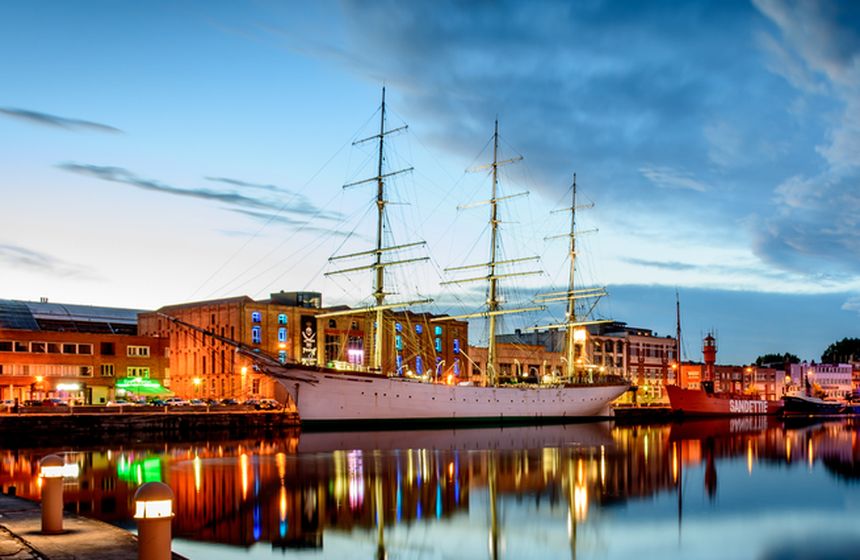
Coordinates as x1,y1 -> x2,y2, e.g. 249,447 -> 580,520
35,376 -> 44,383
446,374 -> 454,385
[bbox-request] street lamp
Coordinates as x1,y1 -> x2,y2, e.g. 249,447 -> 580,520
192,377 -> 202,398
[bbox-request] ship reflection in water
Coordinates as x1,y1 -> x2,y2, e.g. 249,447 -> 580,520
0,419 -> 859,559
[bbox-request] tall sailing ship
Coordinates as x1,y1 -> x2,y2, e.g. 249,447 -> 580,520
164,90 -> 629,425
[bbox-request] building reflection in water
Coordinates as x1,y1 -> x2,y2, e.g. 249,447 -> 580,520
0,418 -> 857,557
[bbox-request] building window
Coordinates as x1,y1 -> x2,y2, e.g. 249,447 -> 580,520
251,311 -> 262,323
251,326 -> 262,344
395,335 -> 403,351
434,326 -> 443,336
328,319 -> 337,329
78,344 -> 92,355
63,343 -> 77,354
15,342 -> 28,352
278,314 -> 287,325
278,350 -> 287,364
416,356 -> 423,375
435,338 -> 442,352
278,327 -> 287,342
100,342 -> 115,356
127,367 -> 150,377
0,365 -> 3,375
396,354 -> 403,375
79,366 -> 93,377
0,341 -> 11,352
416,324 -> 423,334
395,322 -> 402,332
252,378 -> 261,394
100,364 -> 115,377
453,339 -> 460,354
47,343 -> 60,354
30,342 -> 46,353
454,358 -> 460,375
436,356 -> 443,375
127,346 -> 150,357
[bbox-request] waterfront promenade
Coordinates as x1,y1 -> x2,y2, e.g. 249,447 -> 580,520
0,493 -> 187,559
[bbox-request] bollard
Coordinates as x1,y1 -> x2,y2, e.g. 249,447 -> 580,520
39,455 -> 65,534
134,482 -> 174,560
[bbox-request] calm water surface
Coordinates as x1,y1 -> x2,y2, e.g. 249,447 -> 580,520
1,418 -> 858,560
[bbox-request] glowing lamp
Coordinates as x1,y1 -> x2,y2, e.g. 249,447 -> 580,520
134,482 -> 174,519
134,482 -> 175,560
39,455 -> 65,479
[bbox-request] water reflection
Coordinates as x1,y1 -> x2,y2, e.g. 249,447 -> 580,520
0,418 -> 858,559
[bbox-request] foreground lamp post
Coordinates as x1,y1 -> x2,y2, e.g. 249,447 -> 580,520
134,482 -> 174,560
39,455 -> 65,534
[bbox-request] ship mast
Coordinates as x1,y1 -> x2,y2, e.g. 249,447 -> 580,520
433,119 -> 543,387
532,174 -> 608,382
321,87 -> 431,372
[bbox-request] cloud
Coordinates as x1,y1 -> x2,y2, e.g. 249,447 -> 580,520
751,0 -> 860,274
639,165 -> 709,192
58,163 -> 344,223
842,296 -> 860,314
622,258 -> 698,272
0,243 -> 96,278
205,176 -> 282,193
228,208 -> 353,237
0,108 -> 122,133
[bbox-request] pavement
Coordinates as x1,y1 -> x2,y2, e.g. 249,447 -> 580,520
0,493 -> 187,559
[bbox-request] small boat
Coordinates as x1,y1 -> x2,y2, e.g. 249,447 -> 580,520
782,394 -> 845,415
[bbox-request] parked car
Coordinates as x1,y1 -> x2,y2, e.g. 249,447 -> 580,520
41,398 -> 68,407
204,398 -> 221,406
148,398 -> 167,407
164,397 -> 190,407
220,398 -> 239,406
256,398 -> 281,410
188,399 -> 207,407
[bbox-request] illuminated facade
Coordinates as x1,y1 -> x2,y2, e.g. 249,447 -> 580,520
0,299 -> 168,404
138,291 -> 468,400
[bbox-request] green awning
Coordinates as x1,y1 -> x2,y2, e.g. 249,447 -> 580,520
116,377 -> 174,396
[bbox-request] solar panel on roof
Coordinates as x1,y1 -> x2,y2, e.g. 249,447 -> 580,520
0,300 -> 40,330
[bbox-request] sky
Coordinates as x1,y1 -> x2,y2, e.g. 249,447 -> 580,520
1,0 -> 859,364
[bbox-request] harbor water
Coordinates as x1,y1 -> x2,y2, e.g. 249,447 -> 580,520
0,418 -> 857,559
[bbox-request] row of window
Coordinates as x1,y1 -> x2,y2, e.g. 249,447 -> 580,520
251,312 -> 289,325
0,364 -> 148,378
0,341 -> 150,357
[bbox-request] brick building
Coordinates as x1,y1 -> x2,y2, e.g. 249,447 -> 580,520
138,291 -> 468,401
0,299 -> 168,404
491,322 -> 676,401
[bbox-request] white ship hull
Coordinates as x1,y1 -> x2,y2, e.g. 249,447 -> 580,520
268,365 -> 629,425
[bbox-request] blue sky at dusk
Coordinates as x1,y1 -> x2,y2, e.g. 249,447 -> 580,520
1,1 -> 858,364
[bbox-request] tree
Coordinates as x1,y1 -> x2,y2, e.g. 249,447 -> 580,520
754,353 -> 800,369
821,338 -> 860,364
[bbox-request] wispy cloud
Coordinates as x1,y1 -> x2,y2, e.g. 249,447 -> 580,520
639,165 -> 709,192
58,163 -> 347,237
842,296 -> 860,315
0,243 -> 96,278
0,108 -> 121,133
623,258 -> 698,271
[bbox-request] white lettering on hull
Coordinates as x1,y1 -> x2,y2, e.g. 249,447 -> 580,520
728,399 -> 768,414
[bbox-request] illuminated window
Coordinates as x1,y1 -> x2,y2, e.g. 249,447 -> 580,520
100,364 -> 114,377
251,311 -> 261,323
278,351 -> 287,364
251,326 -> 262,344
436,356 -> 443,374
127,345 -> 150,357
434,326 -> 442,336
395,322 -> 402,332
278,327 -> 287,342
453,339 -> 460,354
454,358 -> 460,375
278,314 -> 287,325
396,354 -> 403,375
435,338 -> 442,352
415,324 -> 423,334
395,335 -> 403,351
416,356 -> 423,375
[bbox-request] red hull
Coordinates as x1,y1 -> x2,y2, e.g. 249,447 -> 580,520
666,384 -> 782,416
